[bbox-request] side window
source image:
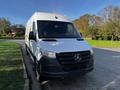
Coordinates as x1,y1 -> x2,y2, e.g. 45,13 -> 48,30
31,22 -> 37,40
32,22 -> 35,32
67,24 -> 74,34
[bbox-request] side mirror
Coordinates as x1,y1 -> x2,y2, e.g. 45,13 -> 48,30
29,31 -> 36,41
80,32 -> 83,37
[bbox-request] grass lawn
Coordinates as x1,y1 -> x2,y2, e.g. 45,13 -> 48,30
0,40 -> 24,90
86,39 -> 120,48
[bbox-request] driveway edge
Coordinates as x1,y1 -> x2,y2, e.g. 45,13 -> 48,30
20,47 -> 30,90
20,44 -> 42,90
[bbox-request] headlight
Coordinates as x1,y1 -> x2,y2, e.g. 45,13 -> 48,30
47,51 -> 56,58
42,50 -> 56,58
90,49 -> 94,55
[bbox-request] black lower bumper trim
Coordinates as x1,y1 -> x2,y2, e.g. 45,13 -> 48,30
42,67 -> 94,78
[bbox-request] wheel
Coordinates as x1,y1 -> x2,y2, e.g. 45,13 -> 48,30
25,46 -> 29,55
34,60 -> 47,84
26,49 -> 29,55
37,61 -> 47,83
37,61 -> 42,81
34,61 -> 42,82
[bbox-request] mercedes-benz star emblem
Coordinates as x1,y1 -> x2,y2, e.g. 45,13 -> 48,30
74,54 -> 82,62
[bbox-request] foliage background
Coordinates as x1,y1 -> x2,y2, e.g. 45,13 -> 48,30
74,5 -> 120,41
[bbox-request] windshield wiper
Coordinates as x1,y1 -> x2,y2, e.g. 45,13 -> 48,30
76,38 -> 84,41
42,38 -> 57,41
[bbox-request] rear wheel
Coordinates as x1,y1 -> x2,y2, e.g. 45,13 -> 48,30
25,45 -> 29,55
26,49 -> 29,55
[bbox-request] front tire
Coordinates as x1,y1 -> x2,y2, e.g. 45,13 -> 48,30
35,61 -> 43,82
25,45 -> 29,55
37,61 -> 47,83
37,61 -> 42,81
34,59 -> 47,84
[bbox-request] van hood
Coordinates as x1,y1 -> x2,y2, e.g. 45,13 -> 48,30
38,39 -> 92,53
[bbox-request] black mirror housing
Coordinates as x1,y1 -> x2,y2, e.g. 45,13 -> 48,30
29,31 -> 36,40
80,32 -> 83,37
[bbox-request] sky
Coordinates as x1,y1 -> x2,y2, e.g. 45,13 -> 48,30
0,0 -> 120,25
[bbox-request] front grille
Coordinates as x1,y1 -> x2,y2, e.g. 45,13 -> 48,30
56,51 -> 91,71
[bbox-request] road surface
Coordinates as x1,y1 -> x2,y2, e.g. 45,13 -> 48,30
9,40 -> 120,90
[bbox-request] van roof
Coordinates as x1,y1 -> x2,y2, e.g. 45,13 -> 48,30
32,12 -> 71,22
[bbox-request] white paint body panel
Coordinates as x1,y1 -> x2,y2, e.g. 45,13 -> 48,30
25,12 -> 93,61
34,12 -> 70,22
38,39 -> 92,53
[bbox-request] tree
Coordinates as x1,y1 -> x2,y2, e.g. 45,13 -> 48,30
100,6 -> 120,22
0,18 -> 11,35
74,14 -> 90,37
99,6 -> 120,40
88,15 -> 102,39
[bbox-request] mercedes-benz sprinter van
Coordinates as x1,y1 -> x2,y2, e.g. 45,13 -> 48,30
25,12 -> 94,80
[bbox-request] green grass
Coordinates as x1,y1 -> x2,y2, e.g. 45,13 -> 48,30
86,39 -> 120,48
0,41 -> 24,90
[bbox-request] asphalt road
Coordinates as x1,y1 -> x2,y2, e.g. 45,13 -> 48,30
9,40 -> 120,90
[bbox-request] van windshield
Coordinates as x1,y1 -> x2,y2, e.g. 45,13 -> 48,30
37,21 -> 81,38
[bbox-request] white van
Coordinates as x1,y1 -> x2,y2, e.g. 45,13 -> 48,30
25,12 -> 94,80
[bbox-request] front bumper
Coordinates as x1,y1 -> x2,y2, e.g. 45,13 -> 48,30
42,66 -> 93,78
40,56 -> 94,78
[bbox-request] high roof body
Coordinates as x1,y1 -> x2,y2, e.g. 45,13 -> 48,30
27,12 -> 71,25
